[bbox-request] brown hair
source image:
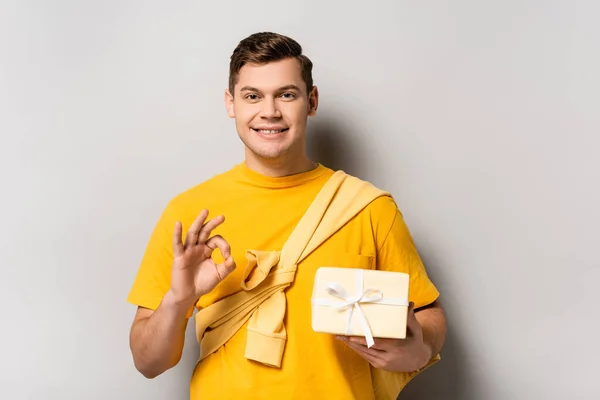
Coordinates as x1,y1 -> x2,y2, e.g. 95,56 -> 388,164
228,32 -> 314,95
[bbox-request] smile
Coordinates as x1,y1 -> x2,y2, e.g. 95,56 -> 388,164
252,128 -> 289,135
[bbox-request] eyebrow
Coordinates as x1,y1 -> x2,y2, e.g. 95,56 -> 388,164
239,84 -> 301,93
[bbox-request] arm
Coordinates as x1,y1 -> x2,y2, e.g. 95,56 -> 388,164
415,299 -> 447,363
127,209 -> 236,378
339,197 -> 447,371
129,293 -> 191,379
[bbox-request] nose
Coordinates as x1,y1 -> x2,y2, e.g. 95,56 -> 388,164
259,97 -> 281,119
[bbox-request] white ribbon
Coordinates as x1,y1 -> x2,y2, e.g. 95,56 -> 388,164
312,269 -> 408,348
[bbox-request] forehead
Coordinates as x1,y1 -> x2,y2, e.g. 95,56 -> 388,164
236,58 -> 304,93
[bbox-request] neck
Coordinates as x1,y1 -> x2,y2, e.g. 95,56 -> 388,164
244,150 -> 317,178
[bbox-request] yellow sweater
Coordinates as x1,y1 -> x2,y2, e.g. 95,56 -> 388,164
127,163 -> 440,399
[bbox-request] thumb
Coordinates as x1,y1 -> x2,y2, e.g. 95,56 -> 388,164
406,301 -> 422,334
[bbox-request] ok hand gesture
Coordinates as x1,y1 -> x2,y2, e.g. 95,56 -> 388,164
168,209 -> 236,308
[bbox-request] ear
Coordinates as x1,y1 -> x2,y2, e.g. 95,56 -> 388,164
224,89 -> 235,118
308,86 -> 319,116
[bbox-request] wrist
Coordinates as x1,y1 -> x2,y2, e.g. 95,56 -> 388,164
416,341 -> 434,370
163,290 -> 195,317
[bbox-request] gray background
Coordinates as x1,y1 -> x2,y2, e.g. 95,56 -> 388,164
1,0 -> 598,399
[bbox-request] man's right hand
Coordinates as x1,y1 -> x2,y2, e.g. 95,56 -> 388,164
168,209 -> 236,309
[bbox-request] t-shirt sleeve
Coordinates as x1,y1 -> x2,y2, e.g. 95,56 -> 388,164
374,196 -> 440,309
126,200 -> 191,315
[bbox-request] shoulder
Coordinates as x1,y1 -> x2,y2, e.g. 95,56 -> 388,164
363,195 -> 401,241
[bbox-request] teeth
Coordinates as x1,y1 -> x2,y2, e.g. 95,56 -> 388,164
257,129 -> 284,134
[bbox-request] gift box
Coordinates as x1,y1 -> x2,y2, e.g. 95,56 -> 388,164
311,267 -> 410,347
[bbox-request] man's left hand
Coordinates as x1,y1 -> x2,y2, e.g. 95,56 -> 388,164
337,302 -> 433,372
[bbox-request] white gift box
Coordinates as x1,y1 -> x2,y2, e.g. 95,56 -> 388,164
311,267 -> 410,347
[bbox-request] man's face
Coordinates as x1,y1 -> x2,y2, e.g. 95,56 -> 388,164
225,58 -> 318,162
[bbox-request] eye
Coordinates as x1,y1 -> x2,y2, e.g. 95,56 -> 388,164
245,93 -> 259,101
280,92 -> 296,99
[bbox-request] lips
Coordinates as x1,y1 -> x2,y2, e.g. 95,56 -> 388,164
252,128 -> 289,134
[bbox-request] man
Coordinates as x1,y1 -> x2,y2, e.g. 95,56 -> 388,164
127,32 -> 447,399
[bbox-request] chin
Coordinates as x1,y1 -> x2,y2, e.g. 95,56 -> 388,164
251,149 -> 288,161
245,142 -> 291,160
239,130 -> 301,161
244,140 -> 289,159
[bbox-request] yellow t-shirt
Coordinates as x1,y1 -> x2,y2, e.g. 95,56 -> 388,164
127,162 -> 440,400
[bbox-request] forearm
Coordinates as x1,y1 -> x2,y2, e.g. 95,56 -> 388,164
129,291 -> 191,378
415,300 -> 447,360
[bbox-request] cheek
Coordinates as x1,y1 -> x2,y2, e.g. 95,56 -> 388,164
233,105 -> 257,124
283,104 -> 308,125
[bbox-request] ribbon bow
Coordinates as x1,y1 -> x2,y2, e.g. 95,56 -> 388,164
326,286 -> 382,348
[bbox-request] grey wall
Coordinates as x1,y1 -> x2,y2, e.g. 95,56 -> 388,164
1,1 -> 598,399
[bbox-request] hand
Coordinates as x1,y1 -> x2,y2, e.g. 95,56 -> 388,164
168,209 -> 236,308
337,302 -> 432,372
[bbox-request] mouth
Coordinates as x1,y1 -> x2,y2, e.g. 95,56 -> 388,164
251,127 -> 289,135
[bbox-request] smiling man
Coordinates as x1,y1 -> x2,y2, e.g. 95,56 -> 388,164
126,32 -> 447,400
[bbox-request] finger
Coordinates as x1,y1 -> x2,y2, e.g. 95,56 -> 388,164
205,235 -> 231,259
366,338 -> 400,351
214,255 -> 236,281
342,337 -> 385,360
345,342 -> 382,367
172,221 -> 184,257
184,210 -> 209,248
344,336 -> 389,351
360,352 -> 384,369
339,336 -> 385,357
197,215 -> 225,244
345,336 -> 368,347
